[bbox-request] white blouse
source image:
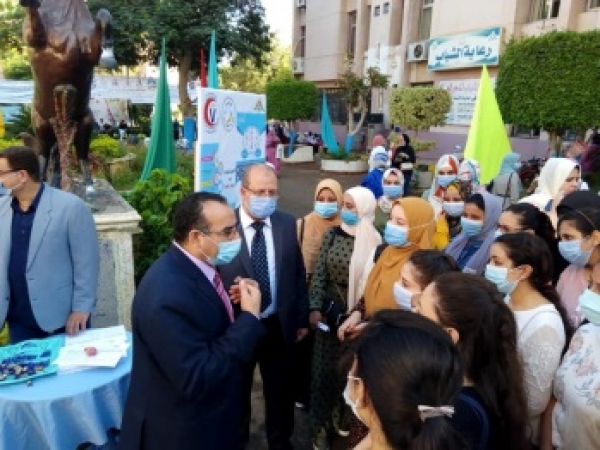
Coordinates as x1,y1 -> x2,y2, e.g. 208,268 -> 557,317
552,323 -> 600,449
513,304 -> 565,443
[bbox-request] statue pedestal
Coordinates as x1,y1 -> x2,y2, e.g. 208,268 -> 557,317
87,179 -> 141,330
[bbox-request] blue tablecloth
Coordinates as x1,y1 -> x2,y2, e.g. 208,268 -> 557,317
0,333 -> 131,450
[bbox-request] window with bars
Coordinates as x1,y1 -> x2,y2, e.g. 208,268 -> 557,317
419,0 -> 434,40
374,5 -> 381,16
529,0 -> 560,21
348,12 -> 357,56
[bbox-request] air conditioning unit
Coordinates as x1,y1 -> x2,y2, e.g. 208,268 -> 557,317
293,57 -> 305,74
406,41 -> 430,62
297,0 -> 306,7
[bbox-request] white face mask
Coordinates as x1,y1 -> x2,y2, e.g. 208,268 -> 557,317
393,282 -> 414,310
343,375 -> 366,425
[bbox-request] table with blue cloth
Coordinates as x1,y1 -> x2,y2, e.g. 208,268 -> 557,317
0,334 -> 131,450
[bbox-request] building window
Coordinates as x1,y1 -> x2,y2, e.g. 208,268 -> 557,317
418,0 -> 434,40
374,6 -> 381,16
299,26 -> 306,57
383,2 -> 390,14
529,0 -> 560,21
589,0 -> 600,9
348,12 -> 357,56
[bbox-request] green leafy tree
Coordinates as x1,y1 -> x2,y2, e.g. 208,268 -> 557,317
0,1 -> 272,117
87,0 -> 272,116
496,30 -> 600,154
221,44 -> 292,94
337,61 -> 389,137
2,49 -> 32,80
0,1 -> 23,55
266,78 -> 318,122
389,86 -> 452,135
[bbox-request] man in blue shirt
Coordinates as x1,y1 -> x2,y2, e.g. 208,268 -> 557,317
0,146 -> 99,343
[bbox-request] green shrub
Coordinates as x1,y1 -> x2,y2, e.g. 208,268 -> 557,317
321,147 -> 363,161
412,139 -> 436,152
90,135 -> 125,159
0,138 -> 24,151
126,169 -> 192,283
4,105 -> 33,138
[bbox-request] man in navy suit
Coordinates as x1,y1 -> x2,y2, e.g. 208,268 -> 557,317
119,192 -> 266,449
221,164 -> 309,449
0,146 -> 99,343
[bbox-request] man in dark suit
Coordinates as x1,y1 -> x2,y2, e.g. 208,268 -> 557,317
119,192 -> 265,450
221,164 -> 309,449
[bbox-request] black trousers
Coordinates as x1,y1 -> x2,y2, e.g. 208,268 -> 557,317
241,315 -> 294,450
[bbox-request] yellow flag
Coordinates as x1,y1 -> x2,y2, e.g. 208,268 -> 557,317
464,65 -> 511,184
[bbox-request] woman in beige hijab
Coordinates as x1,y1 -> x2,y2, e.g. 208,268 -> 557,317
297,179 -> 343,282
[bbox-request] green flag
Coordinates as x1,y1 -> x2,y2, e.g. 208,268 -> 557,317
141,38 -> 176,180
464,65 -> 511,184
208,30 -> 219,89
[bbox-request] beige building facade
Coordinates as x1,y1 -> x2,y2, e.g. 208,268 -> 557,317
292,0 -> 600,130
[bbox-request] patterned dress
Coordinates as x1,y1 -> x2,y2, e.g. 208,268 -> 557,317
552,323 -> 600,449
309,227 -> 355,442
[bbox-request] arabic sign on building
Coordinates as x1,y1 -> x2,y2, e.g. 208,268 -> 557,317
438,77 -> 496,125
428,27 -> 502,72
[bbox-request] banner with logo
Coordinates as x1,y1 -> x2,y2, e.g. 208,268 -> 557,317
196,88 -> 267,207
0,76 -> 198,104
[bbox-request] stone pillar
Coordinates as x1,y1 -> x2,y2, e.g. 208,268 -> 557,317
90,179 -> 141,330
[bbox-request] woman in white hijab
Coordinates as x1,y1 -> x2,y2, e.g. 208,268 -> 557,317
520,158 -> 581,228
308,186 -> 382,446
423,154 -> 460,218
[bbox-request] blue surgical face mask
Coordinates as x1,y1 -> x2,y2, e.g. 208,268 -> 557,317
494,229 -> 503,239
442,201 -> 464,217
0,181 -> 10,196
384,222 -> 409,247
314,201 -> 338,219
211,238 -> 242,266
437,174 -> 457,188
393,282 -> 414,310
558,239 -> 592,267
513,162 -> 522,171
341,209 -> 359,226
579,288 -> 600,325
461,217 -> 484,237
484,264 -> 519,294
382,184 -> 402,199
248,196 -> 277,219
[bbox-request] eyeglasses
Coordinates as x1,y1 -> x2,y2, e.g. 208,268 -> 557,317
199,224 -> 240,239
244,187 -> 279,199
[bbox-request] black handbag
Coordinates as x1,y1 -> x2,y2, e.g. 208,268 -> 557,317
321,284 -> 347,332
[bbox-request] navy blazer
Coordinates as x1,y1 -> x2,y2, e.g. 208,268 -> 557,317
119,245 -> 265,450
219,209 -> 308,346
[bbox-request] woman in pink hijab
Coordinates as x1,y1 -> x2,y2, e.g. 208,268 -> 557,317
265,124 -> 281,176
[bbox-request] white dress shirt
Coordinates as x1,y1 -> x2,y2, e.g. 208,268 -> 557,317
239,206 -> 277,318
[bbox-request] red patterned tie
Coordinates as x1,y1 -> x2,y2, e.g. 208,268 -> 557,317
213,271 -> 234,323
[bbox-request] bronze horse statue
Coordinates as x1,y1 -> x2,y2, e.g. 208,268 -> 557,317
21,0 -> 116,193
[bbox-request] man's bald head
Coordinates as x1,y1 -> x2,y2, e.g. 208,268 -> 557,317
242,163 -> 277,188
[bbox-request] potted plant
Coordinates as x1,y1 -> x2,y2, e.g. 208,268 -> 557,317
320,147 -> 368,173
